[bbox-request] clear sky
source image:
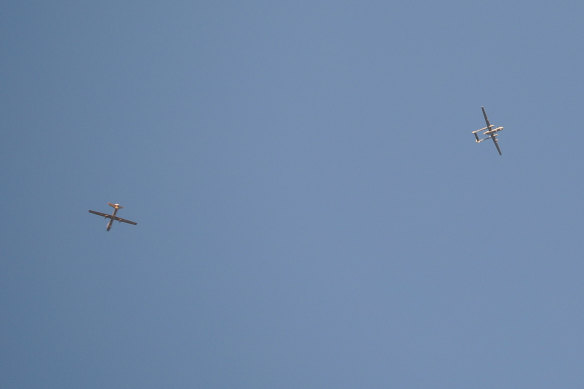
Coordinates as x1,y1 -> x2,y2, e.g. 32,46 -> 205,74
2,1 -> 584,388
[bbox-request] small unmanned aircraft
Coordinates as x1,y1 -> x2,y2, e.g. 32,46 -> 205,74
89,203 -> 137,231
472,106 -> 504,155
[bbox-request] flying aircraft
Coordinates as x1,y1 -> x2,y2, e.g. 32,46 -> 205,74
88,203 -> 137,231
472,106 -> 504,155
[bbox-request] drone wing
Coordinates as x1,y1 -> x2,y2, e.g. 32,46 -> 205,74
492,137 -> 502,155
89,210 -> 112,218
112,216 -> 138,225
481,106 -> 492,129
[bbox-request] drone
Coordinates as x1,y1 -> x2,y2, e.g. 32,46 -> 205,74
472,107 -> 504,155
89,203 -> 137,231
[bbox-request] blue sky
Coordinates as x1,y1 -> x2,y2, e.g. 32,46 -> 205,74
2,1 -> 584,388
